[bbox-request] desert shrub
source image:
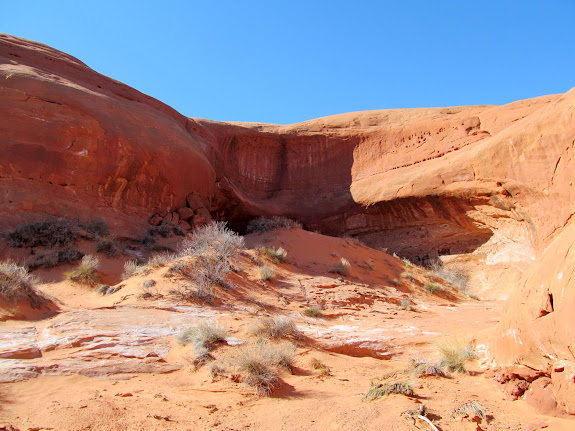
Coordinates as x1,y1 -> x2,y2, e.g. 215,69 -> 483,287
401,257 -> 415,267
122,260 -> 147,279
178,320 -> 228,354
27,247 -> 84,269
209,362 -> 226,381
178,222 -> 244,295
192,352 -> 215,370
140,235 -> 156,247
232,341 -> 296,396
435,337 -> 478,373
407,358 -> 446,377
303,306 -> 324,318
139,279 -> 158,298
363,380 -> 414,401
0,260 -> 47,308
96,240 -> 120,258
7,219 -> 78,248
401,271 -> 416,282
329,257 -> 351,276
309,357 -> 330,376
400,298 -> 412,310
180,222 -> 244,261
258,265 -> 275,281
66,255 -> 101,285
451,401 -> 486,420
146,252 -> 177,268
97,285 -> 109,295
250,315 -> 301,340
428,260 -> 469,292
246,216 -> 302,233
423,282 -> 443,294
259,246 -> 287,263
82,217 -> 109,238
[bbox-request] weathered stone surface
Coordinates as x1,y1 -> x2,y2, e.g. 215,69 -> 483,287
176,207 -> 194,221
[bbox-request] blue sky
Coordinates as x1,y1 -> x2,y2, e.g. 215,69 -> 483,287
2,1 -> 574,124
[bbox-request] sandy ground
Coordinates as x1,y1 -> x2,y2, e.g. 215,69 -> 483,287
1,229 -> 573,430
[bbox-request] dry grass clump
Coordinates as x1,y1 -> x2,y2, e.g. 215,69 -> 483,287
246,216 -> 302,233
309,357 -> 330,376
178,321 -> 229,354
139,279 -> 159,298
303,306 -> 324,318
0,260 -> 47,308
407,358 -> 446,377
428,260 -> 469,292
122,260 -> 147,280
451,401 -> 486,420
401,271 -> 416,282
95,240 -> 120,258
232,341 -> 296,396
249,315 -> 301,340
423,282 -> 443,294
329,257 -> 351,276
435,337 -> 478,373
258,265 -> 275,281
65,255 -> 101,285
363,380 -> 414,401
259,246 -> 287,263
146,252 -> 178,268
400,297 -> 413,310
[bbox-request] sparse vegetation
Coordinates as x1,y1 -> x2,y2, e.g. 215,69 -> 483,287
7,219 -> 78,248
400,297 -> 413,310
65,255 -> 101,285
407,358 -> 446,377
82,217 -> 110,238
401,271 -> 416,282
423,282 -> 443,294
249,315 -> 301,340
428,260 -> 469,292
309,357 -> 330,376
209,362 -> 226,381
329,257 -> 351,276
451,401 -> 486,420
232,341 -> 296,396
140,279 -> 158,298
0,260 -> 47,308
96,240 -> 120,258
178,222 -> 244,297
259,246 -> 287,263
122,260 -> 147,280
178,321 -> 229,354
363,380 -> 414,401
435,337 -> 478,373
258,265 -> 275,281
303,306 -> 324,318
27,247 -> 84,269
246,216 -> 302,233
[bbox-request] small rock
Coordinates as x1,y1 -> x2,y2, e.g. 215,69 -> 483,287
186,193 -> 205,211
115,392 -> 133,397
177,207 -> 194,221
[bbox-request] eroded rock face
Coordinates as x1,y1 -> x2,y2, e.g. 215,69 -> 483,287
0,34 -> 215,235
